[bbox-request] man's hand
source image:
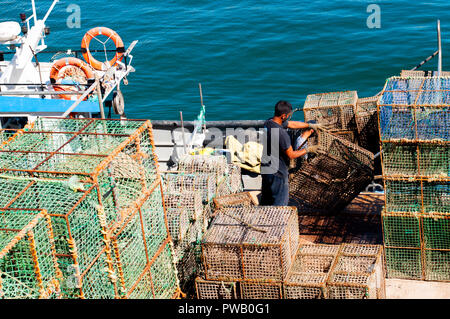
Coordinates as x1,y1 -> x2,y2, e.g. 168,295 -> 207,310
308,123 -> 323,130
305,145 -> 320,154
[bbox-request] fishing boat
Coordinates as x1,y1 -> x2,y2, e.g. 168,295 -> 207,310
0,0 -> 137,129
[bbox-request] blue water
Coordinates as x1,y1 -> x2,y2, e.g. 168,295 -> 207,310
2,0 -> 450,121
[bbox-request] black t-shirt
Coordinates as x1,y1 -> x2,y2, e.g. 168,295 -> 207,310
261,119 -> 292,177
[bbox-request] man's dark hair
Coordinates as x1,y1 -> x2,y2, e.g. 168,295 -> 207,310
274,100 -> 293,117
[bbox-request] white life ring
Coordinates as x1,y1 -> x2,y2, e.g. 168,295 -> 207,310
0,22 -> 21,42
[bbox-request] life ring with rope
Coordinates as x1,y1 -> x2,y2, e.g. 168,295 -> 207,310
81,27 -> 125,71
50,57 -> 95,101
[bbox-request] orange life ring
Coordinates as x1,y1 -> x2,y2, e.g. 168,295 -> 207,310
50,57 -> 95,100
81,27 -> 125,71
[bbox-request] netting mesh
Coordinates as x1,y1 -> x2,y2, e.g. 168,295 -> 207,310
178,154 -> 228,177
283,244 -> 338,299
0,209 -> 62,299
379,77 -> 450,141
327,244 -> 384,299
163,173 -> 216,203
216,164 -> 243,197
400,70 -> 450,78
379,77 -> 450,282
382,211 -> 450,281
0,118 -> 180,298
289,129 -> 374,211
303,91 -> 358,131
213,192 -> 255,211
240,282 -> 282,299
164,192 -> 202,242
202,206 -> 299,282
331,130 -> 357,143
195,278 -> 237,299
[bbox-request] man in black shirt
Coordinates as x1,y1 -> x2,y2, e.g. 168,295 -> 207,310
261,101 -> 321,206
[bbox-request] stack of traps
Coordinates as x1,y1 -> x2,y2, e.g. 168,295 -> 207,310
161,154 -> 243,294
197,206 -> 299,299
0,118 -> 179,299
379,76 -> 450,282
197,242 -> 385,299
289,128 -> 374,212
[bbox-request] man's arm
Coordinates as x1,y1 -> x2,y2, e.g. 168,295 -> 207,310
287,121 -> 310,130
284,146 -> 307,160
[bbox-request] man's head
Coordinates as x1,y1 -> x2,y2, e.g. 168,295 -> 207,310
274,100 -> 293,122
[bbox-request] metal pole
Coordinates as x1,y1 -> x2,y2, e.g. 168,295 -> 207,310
411,50 -> 439,71
95,75 -> 106,119
43,0 -> 60,24
180,111 -> 187,154
438,19 -> 442,77
199,83 -> 207,133
62,81 -> 98,117
31,0 -> 38,25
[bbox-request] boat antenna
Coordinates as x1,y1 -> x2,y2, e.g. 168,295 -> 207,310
437,19 -> 442,77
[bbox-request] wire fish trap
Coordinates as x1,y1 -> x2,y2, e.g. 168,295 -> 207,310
356,96 -> 381,153
0,118 -> 179,299
384,180 -> 450,215
163,173 -> 216,203
327,244 -> 385,299
202,206 -> 299,282
195,277 -> 237,299
381,142 -> 450,181
164,191 -> 203,241
283,244 -> 339,299
227,163 -> 243,194
382,211 -> 450,281
304,91 -> 358,131
379,77 -> 450,142
178,154 -> 228,178
289,129 -> 374,212
215,163 -> 243,198
0,209 -> 63,299
400,70 -> 450,78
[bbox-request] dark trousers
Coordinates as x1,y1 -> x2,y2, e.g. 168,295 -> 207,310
260,174 -> 289,206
